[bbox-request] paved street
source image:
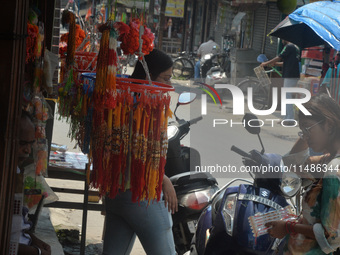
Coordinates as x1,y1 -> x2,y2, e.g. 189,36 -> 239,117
47,76 -> 300,254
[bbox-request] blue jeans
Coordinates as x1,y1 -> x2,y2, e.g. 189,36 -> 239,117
194,60 -> 201,79
283,78 -> 298,120
102,190 -> 176,255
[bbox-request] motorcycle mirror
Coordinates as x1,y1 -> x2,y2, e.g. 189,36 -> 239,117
243,113 -> 261,135
174,92 -> 197,120
243,113 -> 265,154
257,54 -> 268,63
178,92 -> 197,105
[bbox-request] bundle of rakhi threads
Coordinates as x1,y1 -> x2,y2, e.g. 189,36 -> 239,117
58,14 -> 174,203
248,205 -> 296,239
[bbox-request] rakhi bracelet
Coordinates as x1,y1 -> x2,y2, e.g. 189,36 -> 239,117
285,221 -> 292,234
290,221 -> 298,235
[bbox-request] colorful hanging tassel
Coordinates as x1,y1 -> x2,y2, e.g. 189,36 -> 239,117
61,10 -> 76,66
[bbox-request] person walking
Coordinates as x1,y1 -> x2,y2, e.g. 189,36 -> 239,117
102,49 -> 177,255
194,36 -> 220,79
261,40 -> 300,125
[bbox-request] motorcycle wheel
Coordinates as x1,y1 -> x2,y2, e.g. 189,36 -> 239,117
173,58 -> 194,79
237,79 -> 268,110
173,222 -> 194,255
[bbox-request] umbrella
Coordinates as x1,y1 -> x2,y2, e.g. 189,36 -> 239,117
269,1 -> 340,50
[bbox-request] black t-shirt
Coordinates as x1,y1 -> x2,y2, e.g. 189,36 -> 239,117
279,44 -> 300,78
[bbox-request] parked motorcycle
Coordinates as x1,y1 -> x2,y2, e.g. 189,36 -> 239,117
199,45 -> 224,79
165,92 -> 219,255
204,35 -> 233,87
186,113 -> 301,255
204,51 -> 230,87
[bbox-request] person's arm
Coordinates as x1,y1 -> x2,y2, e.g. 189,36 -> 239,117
290,137 -> 308,154
30,233 -> 51,253
265,220 -> 315,239
18,233 -> 51,255
162,175 -> 178,214
197,44 -> 203,58
260,56 -> 282,67
18,244 -> 41,255
317,171 -> 340,253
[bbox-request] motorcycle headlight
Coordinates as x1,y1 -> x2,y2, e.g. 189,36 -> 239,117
222,193 -> 237,236
167,125 -> 179,140
203,54 -> 212,60
280,172 -> 301,197
179,188 -> 216,211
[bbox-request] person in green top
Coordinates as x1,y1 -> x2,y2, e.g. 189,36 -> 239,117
266,93 -> 340,254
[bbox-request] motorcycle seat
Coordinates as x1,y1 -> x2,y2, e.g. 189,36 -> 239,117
210,67 -> 221,72
170,172 -> 217,187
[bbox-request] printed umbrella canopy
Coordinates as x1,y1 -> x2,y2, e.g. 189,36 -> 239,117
269,1 -> 340,50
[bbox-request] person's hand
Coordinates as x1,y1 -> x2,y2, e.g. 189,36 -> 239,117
260,62 -> 267,67
162,175 -> 178,214
30,233 -> 51,255
265,220 -> 287,239
300,153 -> 330,179
305,154 -> 330,166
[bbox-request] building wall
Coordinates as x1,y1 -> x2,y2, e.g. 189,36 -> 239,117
252,2 -> 282,59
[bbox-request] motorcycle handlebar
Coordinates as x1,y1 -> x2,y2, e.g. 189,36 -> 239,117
189,116 -> 203,125
231,145 -> 252,159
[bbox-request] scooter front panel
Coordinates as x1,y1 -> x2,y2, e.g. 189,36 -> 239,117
233,184 -> 288,254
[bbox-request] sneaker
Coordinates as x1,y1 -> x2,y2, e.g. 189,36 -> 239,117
280,120 -> 297,127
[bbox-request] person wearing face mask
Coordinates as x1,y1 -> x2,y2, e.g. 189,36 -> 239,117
10,110 -> 51,255
102,49 -> 177,255
266,94 -> 340,255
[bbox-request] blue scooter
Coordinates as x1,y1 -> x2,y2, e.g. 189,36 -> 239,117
186,113 -> 301,255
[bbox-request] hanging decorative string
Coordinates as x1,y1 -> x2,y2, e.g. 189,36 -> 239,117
89,78 -> 173,202
58,7 -> 173,203
61,10 -> 76,67
58,10 -> 77,121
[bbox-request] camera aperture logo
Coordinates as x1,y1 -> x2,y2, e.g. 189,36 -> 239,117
198,82 -> 223,109
199,83 -> 312,127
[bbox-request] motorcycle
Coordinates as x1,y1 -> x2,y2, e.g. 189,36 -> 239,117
204,52 -> 230,87
199,45 -> 224,80
204,35 -> 233,87
165,92 -> 219,255
186,113 -> 302,255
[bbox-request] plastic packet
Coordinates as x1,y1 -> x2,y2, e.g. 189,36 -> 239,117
248,205 -> 296,237
50,143 -> 68,152
23,164 -> 58,212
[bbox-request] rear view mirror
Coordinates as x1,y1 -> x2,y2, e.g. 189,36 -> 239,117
178,92 -> 196,105
243,113 -> 261,135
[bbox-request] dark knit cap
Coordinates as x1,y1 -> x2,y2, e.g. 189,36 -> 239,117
130,49 -> 173,80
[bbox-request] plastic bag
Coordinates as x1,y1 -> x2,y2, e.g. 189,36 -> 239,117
23,164 -> 58,212
43,48 -> 59,94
